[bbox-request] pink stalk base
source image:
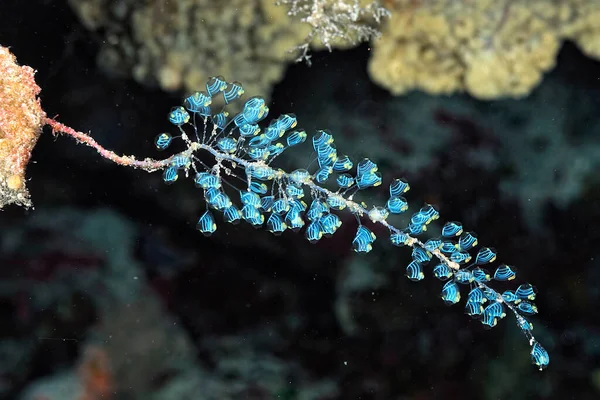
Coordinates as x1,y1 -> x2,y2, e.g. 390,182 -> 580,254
45,118 -> 172,173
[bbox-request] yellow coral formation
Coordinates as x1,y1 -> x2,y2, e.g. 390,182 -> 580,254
66,0 -> 600,100
0,46 -> 46,209
68,0 -> 311,105
369,0 -> 600,99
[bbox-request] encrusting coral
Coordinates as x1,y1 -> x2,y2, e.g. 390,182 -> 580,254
0,46 -> 46,209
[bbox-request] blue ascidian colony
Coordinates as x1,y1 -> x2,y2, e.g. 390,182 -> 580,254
154,76 -> 549,371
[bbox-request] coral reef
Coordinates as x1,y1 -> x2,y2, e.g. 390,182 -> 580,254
9,208 -> 338,400
369,0 -> 600,98
278,0 -> 389,63
68,0 -> 600,100
67,0 -> 311,104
